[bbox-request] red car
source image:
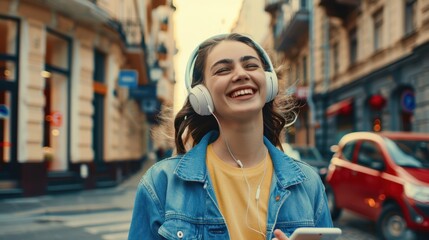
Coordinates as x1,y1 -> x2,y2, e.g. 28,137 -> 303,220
326,132 -> 429,240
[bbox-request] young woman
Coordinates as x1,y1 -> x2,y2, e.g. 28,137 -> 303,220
128,33 -> 333,240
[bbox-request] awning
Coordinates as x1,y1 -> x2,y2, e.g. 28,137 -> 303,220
326,98 -> 353,116
126,48 -> 149,85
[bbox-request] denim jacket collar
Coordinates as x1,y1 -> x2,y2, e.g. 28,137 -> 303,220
174,131 -> 307,188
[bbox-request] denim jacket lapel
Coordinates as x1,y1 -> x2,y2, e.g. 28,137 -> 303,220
264,137 -> 307,189
174,131 -> 219,182
174,131 -> 307,187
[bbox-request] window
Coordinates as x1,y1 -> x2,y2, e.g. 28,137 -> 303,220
405,0 -> 417,35
300,0 -> 308,9
357,141 -> 383,169
1,18 -> 18,83
92,49 -> 107,165
295,62 -> 300,84
387,139 -> 429,168
332,42 -> 339,74
373,9 -> 383,51
349,28 -> 357,64
43,30 -> 71,171
0,91 -> 12,163
302,56 -> 308,85
274,10 -> 284,38
93,49 -> 106,84
342,141 -> 356,162
0,16 -> 19,167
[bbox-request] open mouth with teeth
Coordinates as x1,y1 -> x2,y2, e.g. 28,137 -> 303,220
230,88 -> 255,98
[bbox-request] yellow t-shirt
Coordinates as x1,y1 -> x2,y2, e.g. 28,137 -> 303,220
206,144 -> 273,240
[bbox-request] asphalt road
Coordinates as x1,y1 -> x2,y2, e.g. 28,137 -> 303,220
334,210 -> 378,240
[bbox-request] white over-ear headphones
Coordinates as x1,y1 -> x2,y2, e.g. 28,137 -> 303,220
184,34 -> 279,116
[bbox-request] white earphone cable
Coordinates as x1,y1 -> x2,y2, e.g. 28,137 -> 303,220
244,155 -> 268,238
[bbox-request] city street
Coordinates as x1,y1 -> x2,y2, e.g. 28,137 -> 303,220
0,158 -> 154,240
335,211 -> 377,240
1,1 -> 428,239
0,157 -> 379,240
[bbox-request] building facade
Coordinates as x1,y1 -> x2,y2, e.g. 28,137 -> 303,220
231,0 -> 271,44
265,0 -> 315,147
143,0 -> 176,156
0,0 -> 175,197
266,0 -> 429,157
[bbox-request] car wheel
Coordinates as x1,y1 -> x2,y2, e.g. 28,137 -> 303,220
325,186 -> 342,220
377,204 -> 417,240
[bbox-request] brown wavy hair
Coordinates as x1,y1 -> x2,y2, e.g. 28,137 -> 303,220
173,33 -> 296,154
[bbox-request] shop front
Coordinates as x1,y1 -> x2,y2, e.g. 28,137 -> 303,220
0,15 -> 20,196
326,97 -> 354,144
315,45 -> 429,156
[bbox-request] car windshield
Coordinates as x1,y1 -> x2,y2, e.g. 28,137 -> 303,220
295,148 -> 324,162
385,137 -> 429,168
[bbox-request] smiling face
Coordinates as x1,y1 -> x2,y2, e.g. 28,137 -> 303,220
203,40 -> 267,121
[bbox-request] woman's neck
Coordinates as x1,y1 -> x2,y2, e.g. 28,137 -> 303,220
212,117 -> 266,168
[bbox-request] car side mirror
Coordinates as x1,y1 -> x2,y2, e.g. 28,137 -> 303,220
330,145 -> 339,153
370,161 -> 385,171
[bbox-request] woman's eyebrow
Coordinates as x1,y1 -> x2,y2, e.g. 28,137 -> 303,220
210,59 -> 233,71
240,55 -> 259,62
210,55 -> 260,71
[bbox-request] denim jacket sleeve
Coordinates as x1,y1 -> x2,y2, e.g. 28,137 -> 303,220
294,161 -> 334,228
314,182 -> 334,227
287,161 -> 333,227
128,174 -> 164,240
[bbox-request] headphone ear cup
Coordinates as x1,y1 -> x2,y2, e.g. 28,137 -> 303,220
265,71 -> 278,102
189,84 -> 214,116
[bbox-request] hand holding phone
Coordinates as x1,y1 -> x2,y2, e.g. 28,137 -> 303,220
288,227 -> 342,240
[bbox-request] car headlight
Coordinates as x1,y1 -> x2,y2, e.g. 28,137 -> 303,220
404,183 -> 429,202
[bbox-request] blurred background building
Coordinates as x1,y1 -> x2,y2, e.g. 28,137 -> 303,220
0,0 -> 176,197
264,0 -> 429,157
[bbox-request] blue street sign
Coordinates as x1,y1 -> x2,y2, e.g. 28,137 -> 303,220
118,69 -> 138,88
0,105 -> 9,119
401,90 -> 415,113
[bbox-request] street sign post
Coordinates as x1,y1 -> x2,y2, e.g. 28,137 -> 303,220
118,69 -> 138,88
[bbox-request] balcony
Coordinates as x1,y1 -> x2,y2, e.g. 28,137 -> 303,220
275,9 -> 309,55
265,0 -> 289,12
32,0 -> 110,25
319,0 -> 360,20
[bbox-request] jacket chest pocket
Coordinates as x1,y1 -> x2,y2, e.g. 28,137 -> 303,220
158,219 -> 202,240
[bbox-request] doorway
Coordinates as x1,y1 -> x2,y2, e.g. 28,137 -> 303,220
43,30 -> 71,172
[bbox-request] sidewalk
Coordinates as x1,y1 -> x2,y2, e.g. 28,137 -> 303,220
0,158 -> 155,220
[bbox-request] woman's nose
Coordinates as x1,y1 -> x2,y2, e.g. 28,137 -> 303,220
232,65 -> 250,81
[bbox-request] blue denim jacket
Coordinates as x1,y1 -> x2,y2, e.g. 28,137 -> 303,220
129,131 -> 333,239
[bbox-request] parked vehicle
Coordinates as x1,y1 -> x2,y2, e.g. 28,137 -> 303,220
282,143 -> 329,182
326,131 -> 429,240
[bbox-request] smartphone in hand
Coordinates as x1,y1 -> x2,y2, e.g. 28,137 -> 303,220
289,227 -> 342,240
